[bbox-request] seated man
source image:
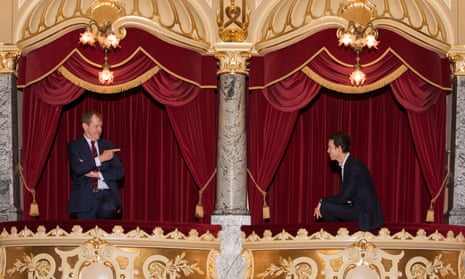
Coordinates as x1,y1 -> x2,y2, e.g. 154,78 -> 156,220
313,131 -> 384,231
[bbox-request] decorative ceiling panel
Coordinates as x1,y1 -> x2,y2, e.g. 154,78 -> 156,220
16,0 -> 452,55
254,0 -> 449,54
18,0 -> 210,52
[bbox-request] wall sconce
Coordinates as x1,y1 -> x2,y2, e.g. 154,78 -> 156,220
336,0 -> 379,86
79,0 -> 126,85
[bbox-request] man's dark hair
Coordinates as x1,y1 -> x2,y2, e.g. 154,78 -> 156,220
81,110 -> 102,125
328,131 -> 351,153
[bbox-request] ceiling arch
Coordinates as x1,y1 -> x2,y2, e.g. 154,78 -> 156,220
250,0 -> 452,55
15,0 -> 454,56
16,0 -> 216,54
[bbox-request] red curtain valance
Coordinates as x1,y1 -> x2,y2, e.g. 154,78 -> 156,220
247,44 -> 448,222
18,28 -> 218,89
249,29 -> 451,92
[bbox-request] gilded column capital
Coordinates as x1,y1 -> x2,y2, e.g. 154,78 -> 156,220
0,44 -> 20,75
448,45 -> 465,76
214,43 -> 252,75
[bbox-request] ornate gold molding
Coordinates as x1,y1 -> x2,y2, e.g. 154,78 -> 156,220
217,0 -> 250,42
254,0 -> 450,55
448,45 -> 465,77
86,0 -> 126,25
0,45 -> 20,75
18,0 -> 210,54
337,0 -> 378,26
243,227 -> 465,278
0,224 -> 220,279
214,43 -> 252,75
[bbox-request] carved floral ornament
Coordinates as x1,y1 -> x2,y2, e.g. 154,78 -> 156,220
1,225 -> 465,278
1,225 -> 220,279
243,227 -> 465,278
6,238 -> 208,278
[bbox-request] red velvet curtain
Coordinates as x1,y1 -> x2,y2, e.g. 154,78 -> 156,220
244,28 -> 448,224
20,29 -> 218,222
391,71 -> 446,222
20,27 -> 449,226
250,87 -> 430,225
247,71 -> 321,219
247,74 -> 446,225
22,72 -> 84,213
24,86 -> 217,222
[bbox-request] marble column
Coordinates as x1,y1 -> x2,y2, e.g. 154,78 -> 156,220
212,45 -> 252,279
0,46 -> 21,221
214,72 -> 249,216
213,46 -> 252,217
447,47 -> 465,225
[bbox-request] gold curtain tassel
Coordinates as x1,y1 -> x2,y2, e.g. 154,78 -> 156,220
425,203 -> 434,223
29,190 -> 39,216
29,200 -> 39,217
195,203 -> 204,218
263,203 -> 270,220
194,168 -> 216,219
247,168 -> 271,220
425,209 -> 434,223
17,163 -> 40,217
425,171 -> 450,223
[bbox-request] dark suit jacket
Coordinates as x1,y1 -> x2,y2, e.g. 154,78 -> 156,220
67,136 -> 124,214
323,155 -> 384,231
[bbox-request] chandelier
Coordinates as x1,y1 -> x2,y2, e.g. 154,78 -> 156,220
336,0 -> 379,86
79,0 -> 126,85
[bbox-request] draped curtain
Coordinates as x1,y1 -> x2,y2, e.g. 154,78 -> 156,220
246,29 -> 449,224
20,29 -> 218,221
19,27 -> 449,225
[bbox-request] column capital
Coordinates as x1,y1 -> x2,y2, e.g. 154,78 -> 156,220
214,42 -> 252,75
448,45 -> 465,76
0,44 -> 20,75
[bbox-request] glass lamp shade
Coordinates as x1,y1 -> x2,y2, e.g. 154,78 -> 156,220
349,68 -> 366,86
98,66 -> 114,85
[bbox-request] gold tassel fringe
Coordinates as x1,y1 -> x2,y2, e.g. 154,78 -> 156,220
425,171 -> 450,223
17,163 -> 40,217
263,204 -> 270,220
425,204 -> 434,223
194,169 -> 216,219
195,203 -> 204,218
29,199 -> 40,217
247,169 -> 271,220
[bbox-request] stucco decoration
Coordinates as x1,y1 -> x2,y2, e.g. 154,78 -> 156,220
15,0 -> 452,56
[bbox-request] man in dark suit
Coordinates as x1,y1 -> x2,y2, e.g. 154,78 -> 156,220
67,110 -> 124,219
313,131 -> 384,231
